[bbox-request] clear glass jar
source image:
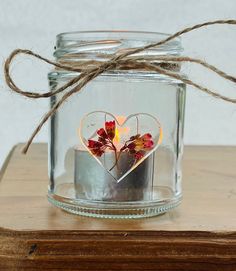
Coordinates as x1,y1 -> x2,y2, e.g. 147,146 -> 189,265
48,31 -> 186,218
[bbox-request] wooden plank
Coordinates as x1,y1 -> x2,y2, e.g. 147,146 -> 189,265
0,144 -> 235,270
0,144 -> 235,232
0,230 -> 235,271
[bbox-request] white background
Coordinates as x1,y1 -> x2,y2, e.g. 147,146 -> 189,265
0,0 -> 236,167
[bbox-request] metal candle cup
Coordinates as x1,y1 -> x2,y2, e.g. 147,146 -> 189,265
74,148 -> 154,202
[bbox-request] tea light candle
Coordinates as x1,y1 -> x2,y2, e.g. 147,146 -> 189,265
74,148 -> 154,201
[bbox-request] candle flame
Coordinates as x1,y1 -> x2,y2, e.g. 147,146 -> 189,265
114,115 -> 130,144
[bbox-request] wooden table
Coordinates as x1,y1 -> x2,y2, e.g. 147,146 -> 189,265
0,144 -> 235,270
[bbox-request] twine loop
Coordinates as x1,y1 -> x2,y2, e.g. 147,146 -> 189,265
4,19 -> 236,153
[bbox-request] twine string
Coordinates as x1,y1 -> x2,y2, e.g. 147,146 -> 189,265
3,19 -> 236,154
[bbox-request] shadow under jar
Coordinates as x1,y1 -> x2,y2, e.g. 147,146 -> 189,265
48,31 -> 186,219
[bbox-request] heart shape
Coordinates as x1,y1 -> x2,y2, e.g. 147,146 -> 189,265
79,111 -> 162,183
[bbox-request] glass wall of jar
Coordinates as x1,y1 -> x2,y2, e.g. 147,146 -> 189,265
48,31 -> 186,218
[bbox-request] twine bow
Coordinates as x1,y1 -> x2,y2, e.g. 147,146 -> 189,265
4,19 -> 236,154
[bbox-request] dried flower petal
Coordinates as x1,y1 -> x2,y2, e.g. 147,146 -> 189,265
98,136 -> 107,144
91,148 -> 104,157
129,134 -> 141,141
126,133 -> 154,160
127,142 -> 136,150
134,151 -> 144,161
142,133 -> 152,140
97,128 -> 108,139
132,133 -> 154,151
88,139 -> 103,148
87,139 -> 105,157
143,140 -> 154,149
105,121 -> 116,140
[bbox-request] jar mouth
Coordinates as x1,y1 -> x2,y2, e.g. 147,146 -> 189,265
54,30 -> 182,60
56,30 -> 179,41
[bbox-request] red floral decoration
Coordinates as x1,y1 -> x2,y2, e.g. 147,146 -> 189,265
87,121 -> 154,168
125,133 -> 154,161
105,121 -> 116,140
87,139 -> 105,157
87,121 -> 117,158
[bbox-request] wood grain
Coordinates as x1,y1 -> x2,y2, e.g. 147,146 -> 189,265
0,144 -> 235,270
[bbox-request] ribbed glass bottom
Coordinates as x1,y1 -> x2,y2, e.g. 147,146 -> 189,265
48,192 -> 182,219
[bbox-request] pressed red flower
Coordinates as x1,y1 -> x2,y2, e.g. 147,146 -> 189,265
142,133 -> 152,140
88,139 -> 103,149
91,148 -> 104,157
97,128 -> 108,139
134,151 -> 144,161
131,133 -> 154,152
105,121 -> 116,140
98,136 -> 107,144
143,140 -> 154,149
87,139 -> 104,157
127,142 -> 136,150
125,133 -> 154,162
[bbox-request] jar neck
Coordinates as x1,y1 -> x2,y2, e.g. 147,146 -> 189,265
53,31 -> 182,72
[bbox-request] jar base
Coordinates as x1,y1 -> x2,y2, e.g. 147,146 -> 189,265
48,192 -> 182,219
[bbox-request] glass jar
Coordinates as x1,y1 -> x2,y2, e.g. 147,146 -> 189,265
48,31 -> 186,218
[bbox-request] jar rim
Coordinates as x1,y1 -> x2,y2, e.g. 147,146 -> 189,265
56,30 -> 179,41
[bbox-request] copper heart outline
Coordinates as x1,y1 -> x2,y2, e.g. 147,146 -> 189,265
79,111 -> 163,183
